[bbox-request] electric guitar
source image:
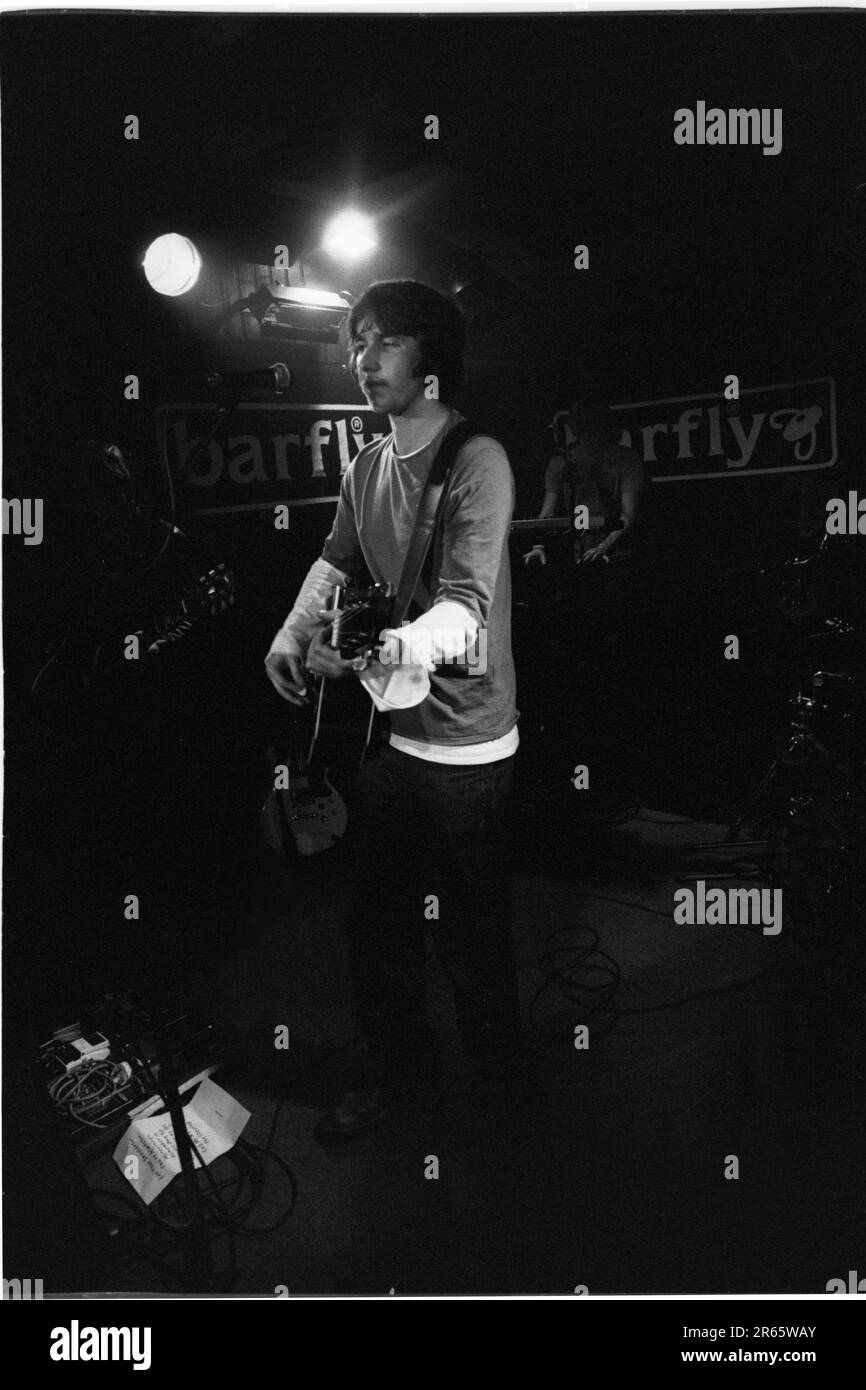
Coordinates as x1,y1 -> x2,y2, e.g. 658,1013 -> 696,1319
31,560 -> 235,700
261,580 -> 390,858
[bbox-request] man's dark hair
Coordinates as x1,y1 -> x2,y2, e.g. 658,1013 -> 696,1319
568,400 -> 620,444
346,280 -> 466,402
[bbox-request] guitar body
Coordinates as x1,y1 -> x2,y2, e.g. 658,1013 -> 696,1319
261,579 -> 389,859
261,737 -> 349,859
262,766 -> 348,858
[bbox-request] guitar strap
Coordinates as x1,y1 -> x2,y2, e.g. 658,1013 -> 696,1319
390,418 -> 479,628
360,418 -> 484,756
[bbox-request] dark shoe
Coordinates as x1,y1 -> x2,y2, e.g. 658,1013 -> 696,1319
313,1087 -> 389,1145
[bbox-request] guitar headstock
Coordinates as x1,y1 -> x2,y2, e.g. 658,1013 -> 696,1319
144,563 -> 235,654
195,563 -> 235,616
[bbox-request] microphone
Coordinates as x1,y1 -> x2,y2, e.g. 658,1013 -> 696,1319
204,362 -> 293,395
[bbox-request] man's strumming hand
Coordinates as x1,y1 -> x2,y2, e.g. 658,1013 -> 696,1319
265,650 -> 309,705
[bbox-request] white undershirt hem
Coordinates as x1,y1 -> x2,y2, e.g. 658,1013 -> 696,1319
389,724 -> 519,765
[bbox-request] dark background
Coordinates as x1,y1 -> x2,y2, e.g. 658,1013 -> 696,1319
2,8 -> 864,1294
2,0 -> 863,1052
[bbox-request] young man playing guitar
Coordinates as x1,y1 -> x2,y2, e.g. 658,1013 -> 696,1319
265,280 -> 522,1142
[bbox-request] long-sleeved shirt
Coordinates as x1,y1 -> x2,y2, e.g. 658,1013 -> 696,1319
268,409 -> 519,760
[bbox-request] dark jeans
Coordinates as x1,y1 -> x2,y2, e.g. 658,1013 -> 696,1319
346,743 -> 519,1077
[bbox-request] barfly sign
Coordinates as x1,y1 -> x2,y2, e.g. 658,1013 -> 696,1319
610,377 -> 836,481
156,402 -> 389,515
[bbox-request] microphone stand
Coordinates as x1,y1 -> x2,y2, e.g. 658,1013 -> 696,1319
176,282 -> 287,483
150,1018 -> 215,1290
104,994 -> 222,1291
177,389 -> 243,487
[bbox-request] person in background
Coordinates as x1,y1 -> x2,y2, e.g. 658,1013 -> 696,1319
525,401 -> 644,571
523,401 -> 644,661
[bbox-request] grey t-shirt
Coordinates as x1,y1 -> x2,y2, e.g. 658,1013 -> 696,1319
321,410 -> 518,746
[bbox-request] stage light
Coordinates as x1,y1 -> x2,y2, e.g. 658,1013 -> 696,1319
142,233 -> 202,297
271,286 -> 352,310
258,285 -> 352,341
322,211 -> 377,260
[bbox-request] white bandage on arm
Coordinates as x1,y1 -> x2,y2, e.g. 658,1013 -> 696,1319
266,557 -> 349,663
358,601 -> 479,711
397,600 -> 479,667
